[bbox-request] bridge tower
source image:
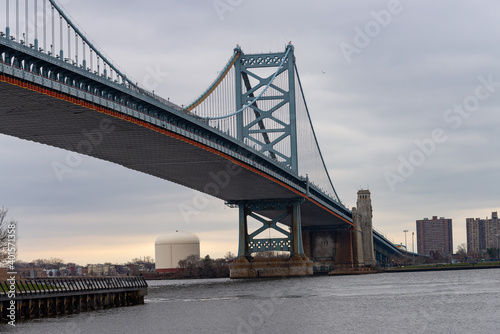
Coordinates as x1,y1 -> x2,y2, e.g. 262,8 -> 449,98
229,45 -> 313,278
234,43 -> 298,171
352,190 -> 376,266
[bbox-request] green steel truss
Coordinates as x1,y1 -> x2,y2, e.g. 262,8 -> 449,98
227,198 -> 305,258
235,44 -> 298,172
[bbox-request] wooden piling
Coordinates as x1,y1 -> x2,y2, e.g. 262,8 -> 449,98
0,277 -> 147,323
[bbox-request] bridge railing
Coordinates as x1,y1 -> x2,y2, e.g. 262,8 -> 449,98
373,227 -> 395,244
0,277 -> 147,300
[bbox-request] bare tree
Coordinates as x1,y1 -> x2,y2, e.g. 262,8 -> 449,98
456,243 -> 467,254
456,243 -> 468,262
47,257 -> 65,269
224,251 -> 236,261
0,207 -> 17,266
33,258 -> 49,268
177,254 -> 231,278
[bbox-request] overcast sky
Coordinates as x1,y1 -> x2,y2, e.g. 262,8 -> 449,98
1,0 -> 499,265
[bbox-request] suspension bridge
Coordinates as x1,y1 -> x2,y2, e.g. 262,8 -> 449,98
0,0 -> 409,277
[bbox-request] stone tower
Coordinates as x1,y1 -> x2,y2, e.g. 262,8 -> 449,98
352,189 -> 376,266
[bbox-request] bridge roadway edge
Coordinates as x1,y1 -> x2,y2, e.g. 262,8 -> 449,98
0,74 -> 352,227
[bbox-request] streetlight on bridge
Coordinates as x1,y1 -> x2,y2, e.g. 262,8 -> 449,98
403,230 -> 408,251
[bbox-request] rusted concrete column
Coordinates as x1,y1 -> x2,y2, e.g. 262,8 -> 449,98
237,204 -> 249,259
352,209 -> 365,267
334,229 -> 354,268
292,203 -> 304,256
356,190 -> 376,266
302,229 -> 311,258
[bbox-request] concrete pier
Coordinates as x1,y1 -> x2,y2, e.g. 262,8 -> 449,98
230,256 -> 313,278
228,191 -> 380,278
229,199 -> 315,278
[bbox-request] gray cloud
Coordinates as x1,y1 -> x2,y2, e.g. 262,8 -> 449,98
1,0 -> 499,262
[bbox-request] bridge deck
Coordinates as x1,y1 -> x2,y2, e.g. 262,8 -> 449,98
0,79 -> 351,227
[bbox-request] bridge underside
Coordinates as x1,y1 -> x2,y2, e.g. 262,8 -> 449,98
0,80 -> 350,227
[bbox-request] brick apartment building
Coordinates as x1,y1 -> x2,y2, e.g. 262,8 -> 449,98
416,216 -> 453,257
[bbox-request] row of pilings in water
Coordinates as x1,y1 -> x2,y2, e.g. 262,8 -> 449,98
0,277 -> 148,323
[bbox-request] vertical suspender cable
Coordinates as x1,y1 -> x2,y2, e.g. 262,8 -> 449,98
16,0 -> 19,42
59,14 -> 62,59
51,5 -> 54,55
217,76 -> 220,119
6,0 -> 9,38
34,0 -> 37,49
25,0 -> 27,44
43,0 -> 46,51
224,76 -> 227,122
67,23 -> 70,60
75,32 -> 78,64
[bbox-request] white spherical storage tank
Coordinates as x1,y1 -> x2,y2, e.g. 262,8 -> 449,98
155,231 -> 200,272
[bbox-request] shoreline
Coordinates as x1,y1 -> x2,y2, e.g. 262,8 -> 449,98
383,264 -> 500,273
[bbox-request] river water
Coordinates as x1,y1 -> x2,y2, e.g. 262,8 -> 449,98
3,269 -> 500,334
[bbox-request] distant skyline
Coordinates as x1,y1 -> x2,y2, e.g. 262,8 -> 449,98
1,0 -> 499,264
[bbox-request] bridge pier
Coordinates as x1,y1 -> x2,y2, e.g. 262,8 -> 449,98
229,194 -> 375,276
228,199 -> 313,278
302,190 -> 378,272
301,226 -> 359,273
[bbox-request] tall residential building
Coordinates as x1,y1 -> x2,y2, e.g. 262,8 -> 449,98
416,216 -> 453,257
466,212 -> 499,253
466,218 -> 486,253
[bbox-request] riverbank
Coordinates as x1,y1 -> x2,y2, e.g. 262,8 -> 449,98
8,269 -> 500,333
383,262 -> 500,273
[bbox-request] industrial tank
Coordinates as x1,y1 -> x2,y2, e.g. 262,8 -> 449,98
155,231 -> 200,272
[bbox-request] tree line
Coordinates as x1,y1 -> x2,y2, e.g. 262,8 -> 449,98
174,252 -> 235,279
